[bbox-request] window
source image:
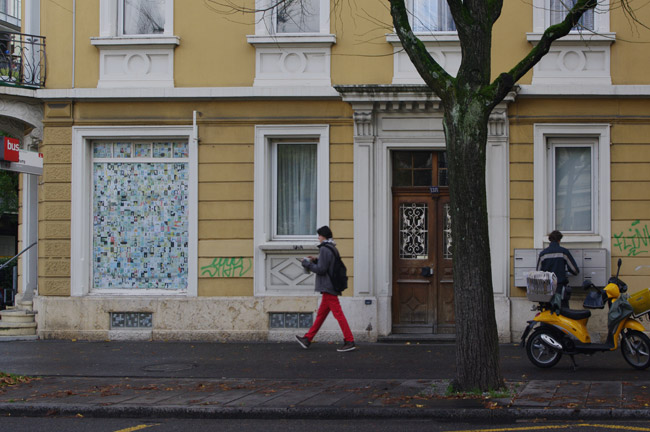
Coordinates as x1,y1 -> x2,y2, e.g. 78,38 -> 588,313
273,141 -> 318,237
392,151 -> 448,187
411,0 -> 456,32
121,0 -> 166,35
254,0 -> 330,36
550,142 -> 594,232
92,140 -> 189,290
549,0 -> 594,31
276,0 -> 320,33
253,125 -> 329,296
71,126 -> 197,297
533,124 -> 611,248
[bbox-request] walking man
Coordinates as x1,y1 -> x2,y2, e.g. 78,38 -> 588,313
295,226 -> 356,352
537,230 -> 580,308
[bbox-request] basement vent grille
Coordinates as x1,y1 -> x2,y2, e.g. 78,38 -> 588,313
269,312 -> 313,329
111,312 -> 153,329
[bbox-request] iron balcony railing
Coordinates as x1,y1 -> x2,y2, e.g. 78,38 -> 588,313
0,32 -> 46,88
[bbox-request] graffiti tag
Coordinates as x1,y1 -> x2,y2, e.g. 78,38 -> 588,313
613,220 -> 650,257
201,257 -> 252,277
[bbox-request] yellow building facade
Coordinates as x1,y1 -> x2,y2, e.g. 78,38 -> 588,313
3,0 -> 650,341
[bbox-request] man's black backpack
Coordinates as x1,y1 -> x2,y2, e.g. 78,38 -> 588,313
322,243 -> 348,293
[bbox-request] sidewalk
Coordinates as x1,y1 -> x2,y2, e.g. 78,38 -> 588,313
1,341 -> 649,420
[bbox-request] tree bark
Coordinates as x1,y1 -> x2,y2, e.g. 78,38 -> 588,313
442,96 -> 503,391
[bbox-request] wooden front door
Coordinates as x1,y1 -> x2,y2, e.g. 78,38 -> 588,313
391,151 -> 455,334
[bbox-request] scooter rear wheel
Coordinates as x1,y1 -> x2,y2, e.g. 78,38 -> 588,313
621,330 -> 650,370
526,329 -> 562,368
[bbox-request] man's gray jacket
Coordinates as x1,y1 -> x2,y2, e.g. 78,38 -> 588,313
302,240 -> 339,296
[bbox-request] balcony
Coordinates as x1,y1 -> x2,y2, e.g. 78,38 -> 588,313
0,32 -> 46,88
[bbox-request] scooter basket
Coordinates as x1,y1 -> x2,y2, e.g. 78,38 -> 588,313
525,271 -> 557,303
629,288 -> 650,318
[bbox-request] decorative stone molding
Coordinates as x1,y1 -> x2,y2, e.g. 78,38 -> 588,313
90,39 -> 180,88
386,34 -> 461,84
527,34 -> 615,85
0,96 -> 43,146
247,35 -> 336,87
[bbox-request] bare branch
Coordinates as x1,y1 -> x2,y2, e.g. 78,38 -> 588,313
389,0 -> 454,100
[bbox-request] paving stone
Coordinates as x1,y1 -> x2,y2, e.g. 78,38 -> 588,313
586,381 -> 622,408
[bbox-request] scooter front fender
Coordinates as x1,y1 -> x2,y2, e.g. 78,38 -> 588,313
623,318 -> 646,333
520,321 -> 537,347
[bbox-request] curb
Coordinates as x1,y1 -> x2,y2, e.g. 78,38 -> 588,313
2,404 -> 650,421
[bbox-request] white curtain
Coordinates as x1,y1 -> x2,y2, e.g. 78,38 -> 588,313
555,146 -> 592,232
550,0 -> 594,30
277,143 -> 317,236
412,0 -> 455,32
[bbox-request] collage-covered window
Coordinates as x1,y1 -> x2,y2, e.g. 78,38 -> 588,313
91,140 -> 189,290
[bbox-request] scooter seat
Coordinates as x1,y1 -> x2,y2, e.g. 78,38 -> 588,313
560,308 -> 591,320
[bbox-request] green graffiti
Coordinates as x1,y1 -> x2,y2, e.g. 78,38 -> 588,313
201,257 -> 252,277
613,220 -> 650,257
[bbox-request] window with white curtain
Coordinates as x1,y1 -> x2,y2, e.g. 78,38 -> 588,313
276,0 -> 320,33
121,0 -> 167,35
273,141 -> 318,237
550,140 -> 596,233
411,0 -> 456,32
549,0 -> 594,30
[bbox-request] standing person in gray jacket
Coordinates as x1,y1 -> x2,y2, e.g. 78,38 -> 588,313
295,226 -> 356,352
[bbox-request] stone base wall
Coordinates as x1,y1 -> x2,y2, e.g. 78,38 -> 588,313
33,295 -> 379,342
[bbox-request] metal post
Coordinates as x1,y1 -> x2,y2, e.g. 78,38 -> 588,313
12,265 -> 17,306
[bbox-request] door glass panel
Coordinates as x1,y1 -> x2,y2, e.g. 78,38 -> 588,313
413,170 -> 432,186
413,151 -> 433,168
443,203 -> 452,259
399,203 -> 428,259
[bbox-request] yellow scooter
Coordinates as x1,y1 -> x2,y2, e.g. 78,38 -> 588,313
521,259 -> 650,370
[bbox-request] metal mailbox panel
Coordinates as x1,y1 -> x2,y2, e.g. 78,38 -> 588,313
583,249 -> 607,268
568,272 -> 583,287
514,249 -> 538,268
567,249 -> 583,269
583,268 -> 607,287
514,267 -> 536,287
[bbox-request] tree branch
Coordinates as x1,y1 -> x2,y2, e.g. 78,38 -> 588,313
388,0 -> 454,100
488,0 -> 598,107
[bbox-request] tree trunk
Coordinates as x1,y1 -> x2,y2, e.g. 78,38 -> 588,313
443,96 -> 504,391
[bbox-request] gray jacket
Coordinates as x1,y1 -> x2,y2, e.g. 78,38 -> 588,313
302,240 -> 339,296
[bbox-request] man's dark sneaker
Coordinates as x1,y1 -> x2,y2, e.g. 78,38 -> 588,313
337,341 -> 356,352
295,335 -> 311,349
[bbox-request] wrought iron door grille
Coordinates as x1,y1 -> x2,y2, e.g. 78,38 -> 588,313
399,203 -> 428,259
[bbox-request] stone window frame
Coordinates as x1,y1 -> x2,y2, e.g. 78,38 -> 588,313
533,123 -> 611,249
71,125 -> 198,297
253,124 -> 329,296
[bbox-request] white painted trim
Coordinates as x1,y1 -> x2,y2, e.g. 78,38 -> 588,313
253,124 -> 330,296
33,85 -> 650,101
533,124 -> 611,254
90,36 -> 180,46
35,86 -> 341,100
71,125 -> 197,297
246,35 -> 336,45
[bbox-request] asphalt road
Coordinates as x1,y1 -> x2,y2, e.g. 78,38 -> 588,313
0,340 -> 648,381
1,417 -> 650,432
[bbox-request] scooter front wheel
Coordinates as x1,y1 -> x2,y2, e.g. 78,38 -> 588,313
621,330 -> 650,370
526,329 -> 563,368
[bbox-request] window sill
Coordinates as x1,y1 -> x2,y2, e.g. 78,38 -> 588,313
91,36 -> 181,47
550,234 -> 603,244
526,32 -> 615,44
258,242 -> 320,253
247,34 -> 336,46
386,32 -> 459,44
